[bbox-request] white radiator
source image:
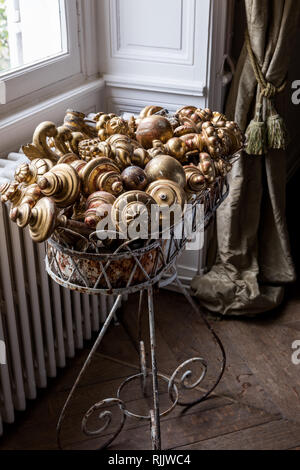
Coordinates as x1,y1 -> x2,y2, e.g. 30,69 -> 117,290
0,153 -> 117,436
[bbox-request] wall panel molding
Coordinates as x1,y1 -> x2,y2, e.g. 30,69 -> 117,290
104,73 -> 205,97
106,96 -> 182,116
109,0 -> 196,65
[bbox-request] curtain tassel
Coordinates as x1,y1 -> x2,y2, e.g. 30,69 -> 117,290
267,113 -> 288,151
245,103 -> 267,155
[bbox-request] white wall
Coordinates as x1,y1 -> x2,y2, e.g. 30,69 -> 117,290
97,0 -> 215,115
96,0 -> 230,282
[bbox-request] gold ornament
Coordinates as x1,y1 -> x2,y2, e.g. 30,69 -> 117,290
50,126 -> 73,156
23,197 -> 58,242
145,154 -> 186,187
135,105 -> 165,127
198,152 -> 216,184
214,158 -> 232,177
184,165 -> 206,195
121,166 -> 148,191
175,106 -> 212,133
146,179 -> 186,210
111,191 -> 156,235
106,134 -> 151,170
63,109 -> 97,138
180,133 -> 204,153
84,191 -> 116,229
96,113 -> 131,141
12,197 -> 92,243
164,137 -> 188,162
15,158 -> 54,185
173,124 -> 197,137
0,181 -> 42,208
69,132 -> 86,155
37,163 -> 81,207
179,123 -> 224,160
139,105 -> 164,119
57,153 -> 79,165
148,138 -> 187,163
0,181 -> 22,205
211,111 -> 227,127
80,157 -> 123,196
201,122 -> 224,159
78,138 -> 112,161
217,121 -> 244,156
22,121 -> 60,163
9,184 -> 43,227
136,115 -> 173,149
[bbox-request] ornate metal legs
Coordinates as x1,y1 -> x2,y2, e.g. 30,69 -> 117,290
56,271 -> 226,451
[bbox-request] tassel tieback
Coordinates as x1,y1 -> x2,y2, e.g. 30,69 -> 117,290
244,29 -> 288,155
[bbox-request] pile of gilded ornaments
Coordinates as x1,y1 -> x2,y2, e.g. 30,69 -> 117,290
0,105 -> 244,249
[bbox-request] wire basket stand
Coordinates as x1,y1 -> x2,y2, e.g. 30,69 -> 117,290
45,177 -> 229,450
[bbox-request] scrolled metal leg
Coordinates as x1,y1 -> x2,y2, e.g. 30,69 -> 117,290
147,286 -> 161,450
82,398 -> 126,450
57,294 -> 123,450
137,290 -> 148,396
172,274 -> 226,408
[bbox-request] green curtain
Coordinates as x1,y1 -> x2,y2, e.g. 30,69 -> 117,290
191,0 -> 299,316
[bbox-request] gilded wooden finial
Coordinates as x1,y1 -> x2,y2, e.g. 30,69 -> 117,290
84,191 -> 116,228
111,191 -> 156,235
80,157 -> 123,196
146,179 -> 186,210
184,165 -> 206,195
15,158 -> 54,185
37,163 -> 81,207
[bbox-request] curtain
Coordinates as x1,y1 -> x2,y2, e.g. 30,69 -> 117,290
191,0 -> 299,316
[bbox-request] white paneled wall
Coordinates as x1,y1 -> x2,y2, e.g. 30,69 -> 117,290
98,0 -> 231,281
98,0 -> 212,114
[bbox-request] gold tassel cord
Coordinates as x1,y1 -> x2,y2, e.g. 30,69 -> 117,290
244,29 -> 287,155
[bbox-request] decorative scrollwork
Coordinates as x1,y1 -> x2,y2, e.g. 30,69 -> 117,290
168,357 -> 208,406
117,372 -> 179,420
82,398 -> 126,444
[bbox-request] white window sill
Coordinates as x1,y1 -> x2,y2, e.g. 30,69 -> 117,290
0,77 -> 105,157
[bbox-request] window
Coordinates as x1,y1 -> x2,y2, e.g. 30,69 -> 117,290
0,0 -> 81,106
1,0 -> 67,75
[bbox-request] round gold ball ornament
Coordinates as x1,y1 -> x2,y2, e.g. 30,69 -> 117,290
121,166 -> 148,191
144,155 -> 186,188
136,115 -> 173,149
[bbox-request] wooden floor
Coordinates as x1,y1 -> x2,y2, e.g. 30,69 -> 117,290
1,281 -> 300,451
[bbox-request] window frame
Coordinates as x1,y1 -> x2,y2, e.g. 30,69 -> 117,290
0,0 -> 82,105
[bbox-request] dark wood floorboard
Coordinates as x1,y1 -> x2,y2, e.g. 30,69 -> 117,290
1,284 -> 300,450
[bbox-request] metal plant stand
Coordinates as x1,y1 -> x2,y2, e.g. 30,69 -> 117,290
45,177 -> 228,451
